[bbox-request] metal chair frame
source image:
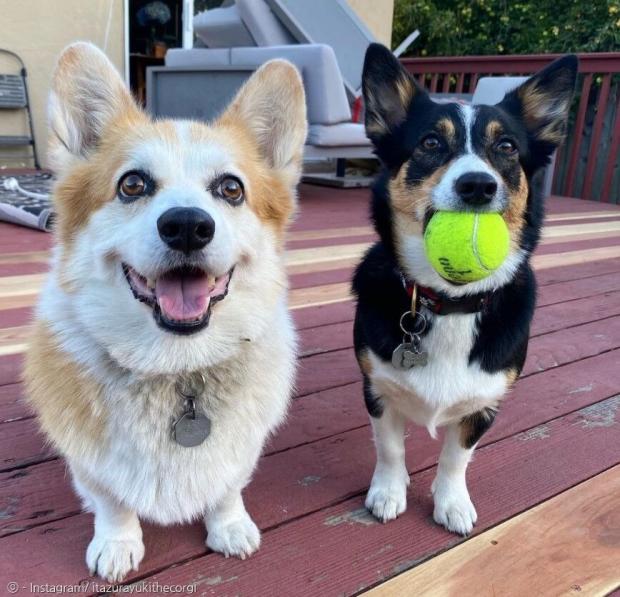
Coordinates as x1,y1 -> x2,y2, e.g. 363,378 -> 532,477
0,48 -> 40,169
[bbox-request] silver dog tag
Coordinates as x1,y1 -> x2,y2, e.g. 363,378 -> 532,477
392,343 -> 428,369
173,408 -> 211,447
173,373 -> 210,448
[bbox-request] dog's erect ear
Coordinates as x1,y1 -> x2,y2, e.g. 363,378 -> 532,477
500,55 -> 578,152
362,43 -> 420,143
48,42 -> 139,171
218,59 -> 307,185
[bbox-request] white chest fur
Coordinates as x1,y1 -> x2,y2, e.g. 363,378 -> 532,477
44,291 -> 296,526
368,312 -> 507,436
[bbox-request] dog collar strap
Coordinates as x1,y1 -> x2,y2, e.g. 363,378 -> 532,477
402,277 -> 490,316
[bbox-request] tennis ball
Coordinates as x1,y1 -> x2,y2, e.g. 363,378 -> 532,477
423,211 -> 509,283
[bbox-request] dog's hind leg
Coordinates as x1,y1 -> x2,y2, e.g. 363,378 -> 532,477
73,473 -> 144,582
432,409 -> 495,536
205,488 -> 260,559
365,403 -> 410,523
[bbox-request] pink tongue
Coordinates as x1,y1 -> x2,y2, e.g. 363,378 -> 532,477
155,271 -> 211,321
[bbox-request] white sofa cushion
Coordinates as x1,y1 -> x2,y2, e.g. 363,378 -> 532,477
165,48 -> 231,67
231,44 -> 351,125
166,44 -> 351,126
236,0 -> 295,46
307,123 -> 370,147
193,5 -> 255,48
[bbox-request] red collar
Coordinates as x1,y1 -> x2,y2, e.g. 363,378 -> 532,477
403,278 -> 490,316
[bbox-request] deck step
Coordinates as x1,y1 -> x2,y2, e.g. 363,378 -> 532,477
367,465 -> 620,597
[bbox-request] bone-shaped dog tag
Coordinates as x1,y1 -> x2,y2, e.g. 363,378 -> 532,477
392,342 -> 428,370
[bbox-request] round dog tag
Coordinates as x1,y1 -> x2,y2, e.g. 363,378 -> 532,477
173,411 -> 211,447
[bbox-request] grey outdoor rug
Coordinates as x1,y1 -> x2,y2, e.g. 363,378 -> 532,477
0,171 -> 54,231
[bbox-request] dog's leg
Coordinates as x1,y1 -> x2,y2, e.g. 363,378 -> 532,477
365,403 -> 410,522
205,489 -> 260,559
73,475 -> 144,582
432,409 -> 495,535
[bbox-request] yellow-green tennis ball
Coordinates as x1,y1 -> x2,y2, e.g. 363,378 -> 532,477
423,212 -> 510,283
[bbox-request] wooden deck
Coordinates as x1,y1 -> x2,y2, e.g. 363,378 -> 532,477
0,184 -> 619,596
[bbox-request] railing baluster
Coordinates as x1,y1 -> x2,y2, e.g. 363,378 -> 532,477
456,72 -> 465,93
430,73 -> 439,93
583,74 -> 612,200
564,74 -> 593,197
601,89 -> 620,203
442,73 -> 451,93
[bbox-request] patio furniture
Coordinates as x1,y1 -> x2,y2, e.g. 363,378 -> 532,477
155,43 -> 373,187
0,48 -> 40,169
472,76 -> 555,197
151,0 -> 419,187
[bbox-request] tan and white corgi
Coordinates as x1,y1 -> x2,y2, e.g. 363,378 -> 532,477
25,42 -> 307,582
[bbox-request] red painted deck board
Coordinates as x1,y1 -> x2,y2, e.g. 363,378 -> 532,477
2,389 -> 618,593
124,398 -> 620,596
3,345 -> 619,543
0,383 -> 27,423
0,187 -> 618,595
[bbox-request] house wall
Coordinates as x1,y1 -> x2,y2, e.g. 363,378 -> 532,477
0,0 -> 125,169
348,0 -> 393,46
0,0 -> 394,170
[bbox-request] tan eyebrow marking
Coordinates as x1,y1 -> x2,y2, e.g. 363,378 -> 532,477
485,120 -> 503,142
436,117 -> 456,141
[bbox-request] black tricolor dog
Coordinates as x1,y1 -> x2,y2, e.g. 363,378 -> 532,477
353,44 -> 577,535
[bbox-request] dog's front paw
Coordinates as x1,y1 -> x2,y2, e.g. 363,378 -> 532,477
86,534 -> 145,582
431,476 -> 477,536
206,513 -> 261,560
365,469 -> 409,523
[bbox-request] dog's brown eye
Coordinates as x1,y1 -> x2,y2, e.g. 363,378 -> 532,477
422,135 -> 441,150
217,176 -> 244,204
119,172 -> 146,198
496,139 -> 517,155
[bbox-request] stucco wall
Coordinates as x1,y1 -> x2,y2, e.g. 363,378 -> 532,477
348,0 -> 394,47
0,0 -> 125,169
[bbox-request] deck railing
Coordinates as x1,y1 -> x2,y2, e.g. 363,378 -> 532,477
401,53 -> 620,203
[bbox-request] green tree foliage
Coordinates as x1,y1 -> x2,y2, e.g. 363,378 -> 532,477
393,0 -> 620,56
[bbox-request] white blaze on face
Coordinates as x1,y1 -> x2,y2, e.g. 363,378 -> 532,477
431,104 -> 506,212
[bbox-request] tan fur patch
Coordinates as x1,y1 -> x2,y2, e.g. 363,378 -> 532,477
390,161 -> 449,217
436,118 -> 456,145
24,321 -> 106,461
518,85 -> 568,144
390,163 -> 450,256
458,406 -> 498,449
192,121 -> 295,243
484,120 -> 503,143
505,368 -> 519,386
356,349 -> 373,376
53,110 -> 148,249
366,74 -> 415,136
503,169 -> 529,248
396,76 -> 415,112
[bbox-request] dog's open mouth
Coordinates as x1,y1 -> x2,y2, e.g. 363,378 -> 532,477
122,263 -> 233,334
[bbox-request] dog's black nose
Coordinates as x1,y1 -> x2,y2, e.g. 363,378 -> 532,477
455,172 -> 498,205
157,207 -> 215,253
